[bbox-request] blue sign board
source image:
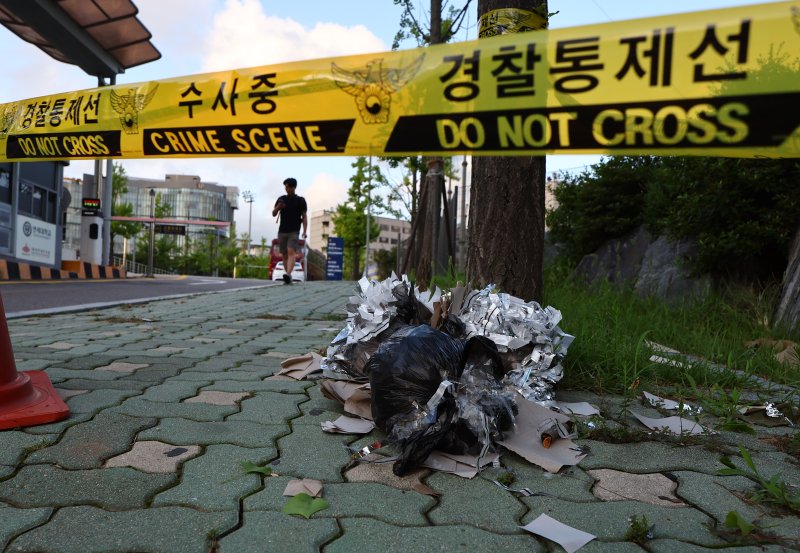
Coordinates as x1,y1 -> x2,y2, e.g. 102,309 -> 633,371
326,236 -> 344,280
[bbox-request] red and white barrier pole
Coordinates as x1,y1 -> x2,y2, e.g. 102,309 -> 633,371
0,292 -> 68,430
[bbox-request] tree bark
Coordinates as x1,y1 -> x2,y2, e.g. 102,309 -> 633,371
776,220 -> 800,331
467,0 -> 547,302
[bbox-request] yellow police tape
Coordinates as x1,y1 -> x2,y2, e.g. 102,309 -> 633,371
0,1 -> 798,161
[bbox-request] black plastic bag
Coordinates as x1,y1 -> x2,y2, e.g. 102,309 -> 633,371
367,325 -> 464,475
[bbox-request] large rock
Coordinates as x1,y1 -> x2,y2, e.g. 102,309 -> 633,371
635,235 -> 710,303
573,226 -> 652,285
572,226 -> 709,303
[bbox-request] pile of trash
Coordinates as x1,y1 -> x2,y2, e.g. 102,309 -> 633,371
316,273 -> 579,476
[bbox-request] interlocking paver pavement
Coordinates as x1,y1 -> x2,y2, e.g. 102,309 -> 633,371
2,280 -> 799,552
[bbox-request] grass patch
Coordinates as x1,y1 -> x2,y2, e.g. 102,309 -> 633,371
542,262 -> 799,394
254,313 -> 295,320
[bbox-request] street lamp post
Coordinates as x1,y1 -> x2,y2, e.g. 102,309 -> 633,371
147,189 -> 155,277
242,190 -> 254,254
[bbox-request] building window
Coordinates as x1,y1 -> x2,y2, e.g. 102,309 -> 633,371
322,221 -> 329,227
390,225 -> 399,232
380,224 -> 388,230
379,237 -> 388,243
390,238 -> 397,244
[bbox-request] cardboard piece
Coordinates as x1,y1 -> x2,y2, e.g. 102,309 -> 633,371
421,450 -> 499,479
497,393 -> 587,473
283,478 -> 323,498
521,514 -> 595,553
554,401 -> 599,416
745,338 -> 799,367
321,415 -> 375,434
277,352 -> 323,380
319,380 -> 374,421
630,410 -> 711,435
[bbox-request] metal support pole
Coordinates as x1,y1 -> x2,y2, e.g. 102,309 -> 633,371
147,189 -> 155,277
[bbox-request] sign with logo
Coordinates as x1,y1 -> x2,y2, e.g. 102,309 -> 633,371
15,214 -> 56,265
326,236 -> 344,281
0,2 -> 796,160
154,223 -> 186,235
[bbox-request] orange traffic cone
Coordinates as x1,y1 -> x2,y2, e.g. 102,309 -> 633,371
0,292 -> 69,430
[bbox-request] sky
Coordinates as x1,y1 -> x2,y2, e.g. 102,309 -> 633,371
0,0 -> 776,244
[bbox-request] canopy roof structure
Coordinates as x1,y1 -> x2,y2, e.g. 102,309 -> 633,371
0,0 -> 160,79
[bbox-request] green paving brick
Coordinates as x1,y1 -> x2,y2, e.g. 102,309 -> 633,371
649,539 -> 786,552
63,389 -> 138,414
139,418 -> 287,447
153,444 -> 276,511
138,380 -> 210,402
574,542 -> 646,553
21,413 -> 93,436
500,456 -> 598,501
673,471 -> 765,523
0,432 -> 59,466
5,506 -> 236,553
219,510 -> 338,553
119,365 -> 184,382
520,497 -> 724,546
0,466 -> 13,479
577,440 -> 723,474
273,425 -> 355,481
111,397 -> 238,421
0,465 -> 175,509
0,505 -> 52,551
427,471 -> 527,533
53,378 -> 152,391
328,519 -> 543,553
205,379 -> 312,394
27,412 -> 157,469
43,367 -> 122,381
226,392 -> 305,424
244,475 -> 433,525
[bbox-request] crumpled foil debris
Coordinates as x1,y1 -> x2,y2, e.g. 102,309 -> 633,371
457,286 -> 574,402
322,276 -> 574,404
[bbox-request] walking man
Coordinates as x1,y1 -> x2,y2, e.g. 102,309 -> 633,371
272,177 -> 308,284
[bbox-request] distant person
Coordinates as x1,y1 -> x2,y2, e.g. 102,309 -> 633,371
272,177 -> 308,284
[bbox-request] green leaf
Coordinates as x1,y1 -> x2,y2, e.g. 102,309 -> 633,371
739,447 -> 757,472
724,510 -> 754,536
283,493 -> 329,519
241,461 -> 273,476
718,468 -> 744,476
720,420 -> 756,434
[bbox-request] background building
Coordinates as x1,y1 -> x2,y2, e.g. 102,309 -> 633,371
309,209 -> 410,258
62,173 -> 238,263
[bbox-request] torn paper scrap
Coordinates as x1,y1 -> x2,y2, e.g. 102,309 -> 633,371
283,479 -> 323,498
421,451 -> 499,479
554,401 -> 599,416
321,415 -> 375,434
630,410 -> 711,435
277,352 -> 323,380
498,393 -> 587,473
521,513 -> 595,553
642,391 -> 701,415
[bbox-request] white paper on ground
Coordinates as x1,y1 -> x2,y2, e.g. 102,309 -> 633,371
520,513 -> 595,553
421,450 -> 499,478
321,415 -> 375,434
630,410 -> 711,435
497,393 -> 587,473
554,401 -> 600,416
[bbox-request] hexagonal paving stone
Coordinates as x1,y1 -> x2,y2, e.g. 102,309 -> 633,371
153,444 -> 275,511
0,465 -> 175,509
218,511 -> 338,553
27,412 -> 157,469
139,418 -> 286,447
104,441 -> 202,473
39,342 -> 82,350
5,506 -> 236,553
95,362 -> 149,373
588,469 -> 685,507
327,519 -> 543,553
183,390 -> 250,405
244,475 -> 434,525
0,505 -> 52,551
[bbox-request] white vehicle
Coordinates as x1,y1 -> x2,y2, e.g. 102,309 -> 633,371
271,261 -> 305,282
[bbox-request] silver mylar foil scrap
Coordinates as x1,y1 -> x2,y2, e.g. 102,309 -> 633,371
457,286 -> 574,402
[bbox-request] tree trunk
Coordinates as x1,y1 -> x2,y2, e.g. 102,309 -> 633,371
351,244 -> 361,280
776,220 -> 800,331
467,0 -> 547,302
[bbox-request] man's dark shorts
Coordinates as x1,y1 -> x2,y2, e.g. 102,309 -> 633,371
278,232 -> 300,256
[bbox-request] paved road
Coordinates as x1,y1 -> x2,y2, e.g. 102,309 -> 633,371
0,275 -> 275,318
